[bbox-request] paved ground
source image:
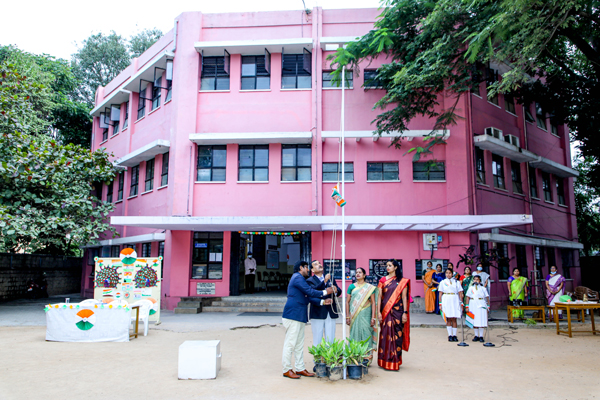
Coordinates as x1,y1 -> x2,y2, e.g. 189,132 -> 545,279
1,295 -> 600,400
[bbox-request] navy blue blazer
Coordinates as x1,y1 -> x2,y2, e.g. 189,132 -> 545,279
307,275 -> 342,320
282,272 -> 326,323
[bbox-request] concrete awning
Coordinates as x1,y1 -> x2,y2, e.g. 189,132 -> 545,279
111,214 -> 533,232
529,156 -> 579,178
194,38 -> 313,56
85,233 -> 166,248
123,50 -> 174,93
115,139 -> 170,167
479,232 -> 583,250
90,89 -> 131,117
474,135 -> 538,163
189,132 -> 312,145
320,36 -> 360,51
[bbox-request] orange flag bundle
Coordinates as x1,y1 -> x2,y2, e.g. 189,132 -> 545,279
331,185 -> 346,207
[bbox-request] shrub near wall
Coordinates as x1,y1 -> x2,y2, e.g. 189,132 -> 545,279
0,253 -> 83,301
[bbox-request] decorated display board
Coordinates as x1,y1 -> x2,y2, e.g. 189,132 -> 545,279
93,249 -> 162,322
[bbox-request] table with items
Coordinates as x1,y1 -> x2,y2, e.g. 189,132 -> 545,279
553,301 -> 600,338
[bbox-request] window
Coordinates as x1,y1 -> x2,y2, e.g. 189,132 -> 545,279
322,70 -> 353,89
201,56 -> 230,91
101,246 -> 110,257
560,249 -> 573,279
158,241 -> 165,258
122,102 -> 129,129
145,159 -> 155,192
550,121 -> 559,136
529,167 -> 538,198
364,69 -> 382,89
281,144 -> 311,181
511,161 -> 523,194
524,103 -> 535,123
241,55 -> 270,90
130,165 -> 139,197
535,103 -> 547,130
197,145 -> 227,182
413,162 -> 445,181
165,79 -> 172,102
117,172 -> 124,201
324,259 -> 357,280
479,241 -> 490,273
470,63 -> 483,96
504,93 -> 516,114
106,181 -> 113,203
492,155 -> 505,189
192,232 -> 224,280
367,162 -> 399,181
516,244 -> 527,273
556,178 -> 566,205
123,244 -> 135,251
87,248 -> 99,265
102,128 -> 109,142
547,247 -> 556,268
151,77 -> 161,110
535,246 -> 545,267
110,245 -> 120,258
281,53 -> 311,89
323,162 -> 353,182
113,115 -> 120,135
476,148 -> 486,184
486,68 -> 499,105
497,243 -> 510,280
239,145 -> 268,181
141,243 -> 152,257
542,172 -> 552,202
161,152 -> 169,187
137,88 -> 146,119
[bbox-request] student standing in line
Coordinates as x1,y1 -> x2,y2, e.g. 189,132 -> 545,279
466,274 -> 489,342
439,268 -> 463,342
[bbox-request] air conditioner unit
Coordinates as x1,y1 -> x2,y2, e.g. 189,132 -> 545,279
504,134 -> 520,147
485,127 -> 503,140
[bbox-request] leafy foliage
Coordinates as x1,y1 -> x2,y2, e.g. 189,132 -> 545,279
574,156 -> 600,255
129,28 -> 164,58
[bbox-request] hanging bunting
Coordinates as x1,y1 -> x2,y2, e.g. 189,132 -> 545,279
237,231 -> 306,235
331,185 -> 346,207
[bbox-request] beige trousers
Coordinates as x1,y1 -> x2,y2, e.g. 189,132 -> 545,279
282,318 -> 306,373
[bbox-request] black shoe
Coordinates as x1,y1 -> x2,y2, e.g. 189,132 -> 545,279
453,336 -> 458,342
479,337 -> 485,342
313,366 -> 316,373
448,336 -> 453,342
472,336 -> 479,342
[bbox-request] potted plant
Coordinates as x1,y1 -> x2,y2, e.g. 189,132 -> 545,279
344,339 -> 369,379
308,339 -> 328,378
324,339 -> 344,381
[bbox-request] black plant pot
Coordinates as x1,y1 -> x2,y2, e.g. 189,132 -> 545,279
361,359 -> 369,375
315,363 -> 328,378
329,366 -> 343,381
347,364 -> 363,380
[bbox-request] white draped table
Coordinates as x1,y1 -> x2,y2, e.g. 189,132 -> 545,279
45,303 -> 131,342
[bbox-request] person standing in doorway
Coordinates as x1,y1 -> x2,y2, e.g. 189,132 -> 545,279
281,260 -> 335,379
307,260 -> 342,345
244,253 -> 257,294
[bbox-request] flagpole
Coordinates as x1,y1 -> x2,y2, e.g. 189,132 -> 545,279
341,64 -> 347,380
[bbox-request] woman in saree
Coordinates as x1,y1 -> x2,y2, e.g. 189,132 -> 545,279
545,265 -> 565,320
346,268 -> 377,359
376,259 -> 410,371
507,268 -> 528,319
423,261 -> 436,313
432,264 -> 444,315
460,266 -> 474,306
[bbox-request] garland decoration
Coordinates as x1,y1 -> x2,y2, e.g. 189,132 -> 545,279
238,231 -> 305,235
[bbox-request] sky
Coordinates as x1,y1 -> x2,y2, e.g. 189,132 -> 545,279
1,0 -> 381,60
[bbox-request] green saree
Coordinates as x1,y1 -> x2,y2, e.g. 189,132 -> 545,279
348,282 -> 377,352
509,276 -> 528,319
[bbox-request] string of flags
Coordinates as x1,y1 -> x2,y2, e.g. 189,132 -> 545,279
238,231 -> 305,235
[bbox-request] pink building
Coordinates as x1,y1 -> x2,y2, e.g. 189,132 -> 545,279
82,8 -> 582,309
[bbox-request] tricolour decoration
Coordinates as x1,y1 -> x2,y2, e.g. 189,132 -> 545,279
134,265 -> 159,288
147,297 -> 158,315
75,309 -> 96,331
465,311 -> 475,329
238,231 -> 305,235
120,248 -> 137,265
94,265 -> 121,288
331,185 -> 346,207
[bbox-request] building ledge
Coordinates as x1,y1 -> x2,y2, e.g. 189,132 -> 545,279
85,232 -> 166,248
529,156 -> 579,178
115,139 -> 170,167
194,38 -> 313,56
189,132 -> 312,145
90,89 -> 131,117
478,232 -> 583,250
322,130 -> 449,142
474,135 -> 537,163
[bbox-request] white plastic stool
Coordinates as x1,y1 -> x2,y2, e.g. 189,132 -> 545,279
178,340 -> 221,380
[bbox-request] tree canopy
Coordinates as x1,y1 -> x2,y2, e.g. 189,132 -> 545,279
574,156 -> 600,255
331,0 -> 600,172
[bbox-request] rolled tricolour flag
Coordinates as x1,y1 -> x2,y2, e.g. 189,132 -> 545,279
331,185 -> 346,207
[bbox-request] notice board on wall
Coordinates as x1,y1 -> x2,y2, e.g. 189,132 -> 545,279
93,249 -> 162,322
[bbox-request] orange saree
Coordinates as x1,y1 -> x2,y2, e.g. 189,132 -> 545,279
377,277 -> 410,371
423,269 -> 436,313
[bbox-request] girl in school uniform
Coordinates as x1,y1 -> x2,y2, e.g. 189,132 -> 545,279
466,274 -> 490,342
439,268 -> 463,342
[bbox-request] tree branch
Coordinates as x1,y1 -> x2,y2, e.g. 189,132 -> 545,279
558,27 -> 600,72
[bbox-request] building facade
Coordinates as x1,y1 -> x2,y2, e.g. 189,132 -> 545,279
82,8 -> 582,309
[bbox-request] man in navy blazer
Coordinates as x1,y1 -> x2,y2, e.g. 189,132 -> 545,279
307,260 -> 342,346
282,260 -> 335,379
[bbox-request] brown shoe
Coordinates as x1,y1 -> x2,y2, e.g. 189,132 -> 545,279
283,370 -> 300,379
296,369 -> 315,377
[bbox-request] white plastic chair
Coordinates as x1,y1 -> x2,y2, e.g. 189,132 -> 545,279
80,299 -> 100,306
130,300 -> 153,336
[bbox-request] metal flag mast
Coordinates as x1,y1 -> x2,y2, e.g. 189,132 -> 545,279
341,64 -> 347,380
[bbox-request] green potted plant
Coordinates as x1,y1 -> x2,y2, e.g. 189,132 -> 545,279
324,339 -> 344,381
344,339 -> 369,379
308,339 -> 328,378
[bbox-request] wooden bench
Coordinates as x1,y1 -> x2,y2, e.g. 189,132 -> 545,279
507,305 -> 546,323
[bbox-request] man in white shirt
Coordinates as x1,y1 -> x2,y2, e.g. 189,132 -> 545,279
244,253 -> 257,294
307,260 -> 342,346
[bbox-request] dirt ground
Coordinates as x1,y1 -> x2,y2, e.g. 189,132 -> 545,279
0,325 -> 598,400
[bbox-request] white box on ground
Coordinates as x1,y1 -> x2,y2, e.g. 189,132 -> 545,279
178,340 -> 222,380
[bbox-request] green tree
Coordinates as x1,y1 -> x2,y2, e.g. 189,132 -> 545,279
0,61 -> 118,255
574,156 -> 600,256
129,28 -> 164,58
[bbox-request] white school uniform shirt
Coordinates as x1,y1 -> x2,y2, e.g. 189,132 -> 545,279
439,278 -> 463,319
466,284 -> 489,327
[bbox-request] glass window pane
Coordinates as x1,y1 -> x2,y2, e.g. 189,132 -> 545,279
213,149 -> 227,167
344,172 -> 354,181
212,169 -> 226,182
216,78 -> 230,90
297,148 -> 311,166
256,77 -> 270,90
255,148 -> 269,167
197,169 -> 211,181
323,163 -> 338,172
297,76 -> 311,89
297,168 -> 311,181
323,172 -> 337,181
368,171 -> 382,181
239,168 -> 253,181
383,163 -> 398,172
282,148 -> 296,167
344,163 -> 354,173
281,168 -> 296,181
241,77 -> 255,90
201,78 -> 215,90
367,163 -> 382,172
198,155 -> 211,168
239,148 -> 254,167
254,168 -> 268,181
383,170 -> 399,181
282,76 -> 296,89
241,63 -> 256,77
